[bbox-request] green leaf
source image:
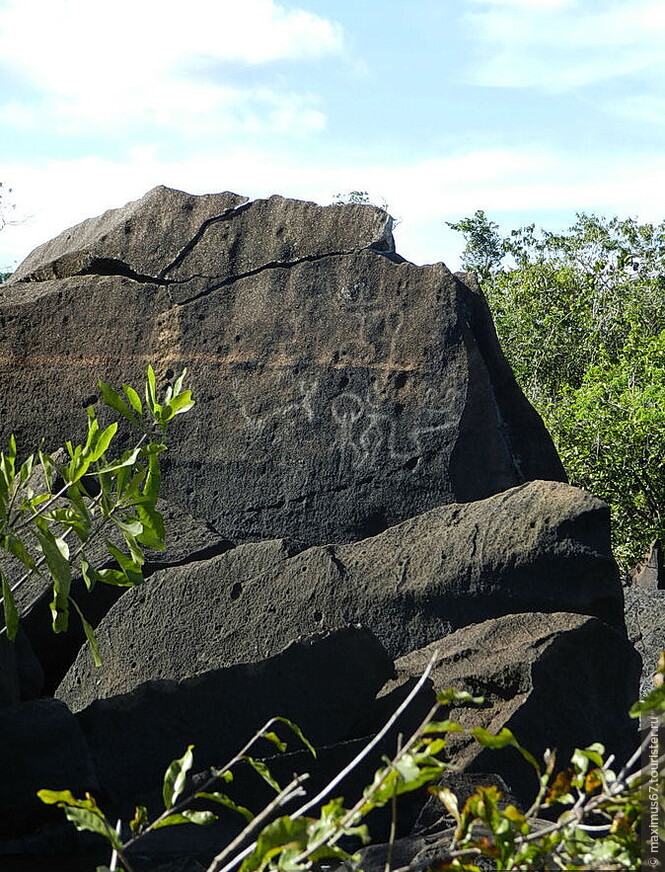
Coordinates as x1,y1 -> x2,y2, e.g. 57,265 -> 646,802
129,805 -> 149,836
630,683 -> 665,717
470,727 -> 518,749
239,816 -> 309,872
242,756 -> 281,793
87,422 -> 118,463
63,806 -> 122,849
122,384 -> 143,417
3,533 -> 36,571
195,791 -> 254,822
153,810 -> 217,828
69,597 -> 102,667
1,568 -> 19,640
146,364 -> 159,415
95,446 -> 142,475
105,543 -> 143,586
437,688 -> 485,707
37,789 -> 121,849
162,391 -> 195,422
35,525 -> 72,633
98,379 -> 136,424
163,745 -> 194,809
274,716 -> 317,758
261,731 -> 288,753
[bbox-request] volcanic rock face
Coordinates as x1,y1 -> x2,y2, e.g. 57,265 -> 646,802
56,479 -> 623,711
0,188 -> 642,868
1,185 -> 564,545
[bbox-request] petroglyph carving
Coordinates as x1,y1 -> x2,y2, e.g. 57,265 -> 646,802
331,385 -> 458,469
233,377 -> 319,444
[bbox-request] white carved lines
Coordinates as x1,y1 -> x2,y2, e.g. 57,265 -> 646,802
331,385 -> 457,469
233,376 -> 319,443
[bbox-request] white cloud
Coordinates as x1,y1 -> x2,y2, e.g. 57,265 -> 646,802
463,0 -> 665,90
3,144 -> 665,273
0,0 -> 342,133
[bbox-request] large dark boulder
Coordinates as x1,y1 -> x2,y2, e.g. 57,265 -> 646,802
1,186 -> 565,547
0,698 -> 99,838
56,480 -> 623,711
6,498 -> 231,696
74,626 -> 393,810
369,611 -> 640,807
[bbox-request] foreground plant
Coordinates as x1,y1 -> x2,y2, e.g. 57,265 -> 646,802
0,364 -> 194,663
38,655 -> 665,872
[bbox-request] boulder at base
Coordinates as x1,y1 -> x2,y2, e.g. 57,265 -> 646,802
56,480 -> 624,711
378,611 -> 640,806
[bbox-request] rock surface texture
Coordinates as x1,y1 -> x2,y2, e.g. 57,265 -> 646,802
56,479 -> 624,710
0,188 -> 644,869
1,185 -> 565,545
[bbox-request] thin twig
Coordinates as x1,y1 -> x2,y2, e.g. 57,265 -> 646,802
206,775 -> 309,872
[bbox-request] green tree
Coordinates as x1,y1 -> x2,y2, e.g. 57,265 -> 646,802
448,211 -> 665,569
447,210 -> 504,281
331,190 -> 390,212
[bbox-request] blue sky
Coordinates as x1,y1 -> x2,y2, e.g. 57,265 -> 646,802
1,0 -> 664,272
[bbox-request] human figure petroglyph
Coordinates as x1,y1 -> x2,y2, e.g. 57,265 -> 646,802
330,384 -> 458,469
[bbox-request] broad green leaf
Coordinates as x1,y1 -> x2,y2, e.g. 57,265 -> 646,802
143,450 -> 161,504
162,391 -> 195,422
35,525 -> 72,632
571,745 -> 605,774
470,727 -> 517,749
105,543 -> 143,585
239,815 -> 309,872
122,384 -> 143,417
163,745 -> 194,809
630,683 -> 665,717
242,756 -> 281,793
63,807 -> 122,849
18,454 -> 35,486
135,503 -> 165,550
37,789 -> 122,849
95,567 -> 136,587
87,422 -> 118,463
98,379 -> 135,424
4,533 -> 36,571
1,568 -> 19,640
95,446 -> 142,475
437,688 -> 485,707
195,791 -> 254,822
153,810 -> 217,828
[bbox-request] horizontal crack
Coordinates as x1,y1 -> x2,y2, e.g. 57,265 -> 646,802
172,245 -> 388,306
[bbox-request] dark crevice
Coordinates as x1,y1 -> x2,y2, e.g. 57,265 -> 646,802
172,244 -> 394,307
157,200 -> 253,280
79,258 -> 170,286
142,538 -> 236,579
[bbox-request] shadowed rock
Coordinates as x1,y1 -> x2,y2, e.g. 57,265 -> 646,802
384,612 -> 639,801
74,626 -> 393,808
56,480 -> 623,711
